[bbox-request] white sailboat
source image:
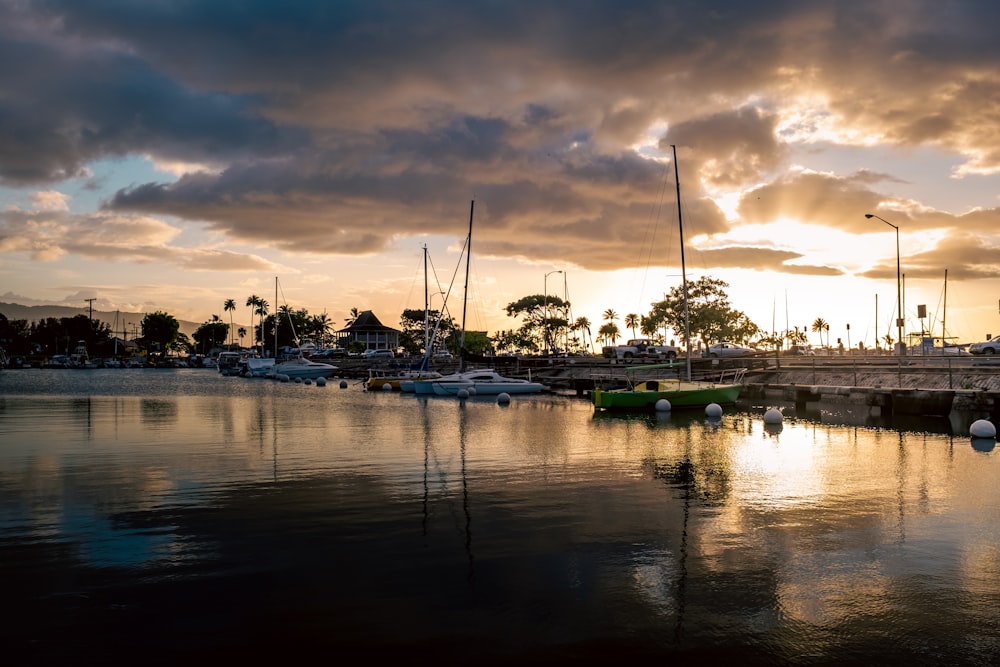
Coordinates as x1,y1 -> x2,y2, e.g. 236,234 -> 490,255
369,245 -> 443,391
411,201 -> 545,396
265,277 -> 338,380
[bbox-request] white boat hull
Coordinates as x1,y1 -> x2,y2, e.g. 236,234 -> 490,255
411,369 -> 545,396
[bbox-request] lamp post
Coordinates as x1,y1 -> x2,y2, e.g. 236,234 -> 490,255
865,213 -> 904,356
544,270 -> 563,354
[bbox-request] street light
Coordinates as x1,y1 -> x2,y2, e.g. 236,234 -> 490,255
865,213 -> 904,356
544,270 -> 563,354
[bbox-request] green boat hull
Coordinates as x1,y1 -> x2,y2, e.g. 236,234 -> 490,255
592,379 -> 742,411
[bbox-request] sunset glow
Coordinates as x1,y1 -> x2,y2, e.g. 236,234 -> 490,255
2,2 -> 999,346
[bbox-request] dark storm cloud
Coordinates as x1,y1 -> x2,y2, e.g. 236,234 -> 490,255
3,0 -> 1000,276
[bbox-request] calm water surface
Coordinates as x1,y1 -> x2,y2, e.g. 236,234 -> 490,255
1,369 -> 998,664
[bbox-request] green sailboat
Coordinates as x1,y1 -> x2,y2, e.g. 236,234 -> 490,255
593,146 -> 745,411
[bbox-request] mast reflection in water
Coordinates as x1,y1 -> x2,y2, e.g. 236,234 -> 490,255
1,369 -> 998,664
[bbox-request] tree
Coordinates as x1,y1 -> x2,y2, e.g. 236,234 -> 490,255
505,294 -> 569,353
648,276 -> 760,348
461,331 -> 493,355
625,313 -> 639,339
254,299 -> 270,354
238,327 -> 247,347
141,311 -> 180,354
399,308 -> 454,354
573,317 -> 592,353
309,313 -> 333,346
345,307 -> 360,326
602,309 -> 618,323
811,318 -> 829,348
193,319 -> 229,354
224,298 -> 236,344
246,295 -> 262,350
597,322 -> 620,346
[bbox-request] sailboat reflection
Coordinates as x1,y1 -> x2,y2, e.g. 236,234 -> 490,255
419,398 -> 475,583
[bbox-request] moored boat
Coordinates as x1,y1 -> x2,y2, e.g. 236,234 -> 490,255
592,146 -> 746,412
368,367 -> 442,391
592,373 -> 743,410
265,356 -> 337,380
412,369 -> 545,396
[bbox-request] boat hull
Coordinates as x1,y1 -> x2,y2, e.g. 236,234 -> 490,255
430,381 -> 545,396
411,369 -> 544,396
368,371 -> 442,392
593,379 -> 742,410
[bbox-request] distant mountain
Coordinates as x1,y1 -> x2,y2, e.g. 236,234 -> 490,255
0,302 -> 222,337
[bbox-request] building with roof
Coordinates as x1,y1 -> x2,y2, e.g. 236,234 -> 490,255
334,310 -> 399,351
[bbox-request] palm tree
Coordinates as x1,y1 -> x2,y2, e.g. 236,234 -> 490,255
597,322 -> 621,347
625,313 -> 639,339
573,316 -> 592,353
224,298 -> 236,345
312,313 -> 332,347
345,307 -> 360,326
602,309 -> 618,324
255,299 -> 270,354
811,318 -> 828,348
246,295 -> 261,350
238,327 -> 247,348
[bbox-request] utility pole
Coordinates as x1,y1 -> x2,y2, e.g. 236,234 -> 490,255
85,298 -> 96,321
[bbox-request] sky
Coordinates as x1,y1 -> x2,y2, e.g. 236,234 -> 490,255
2,0 -> 1000,349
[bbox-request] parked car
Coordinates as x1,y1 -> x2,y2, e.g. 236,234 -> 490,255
969,339 -> 1000,355
364,349 -> 395,359
706,342 -> 755,358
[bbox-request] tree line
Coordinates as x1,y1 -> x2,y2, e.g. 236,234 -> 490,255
3,276 -> 839,361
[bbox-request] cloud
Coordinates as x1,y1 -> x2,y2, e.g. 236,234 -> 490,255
3,0 -> 1000,283
0,206 -> 278,271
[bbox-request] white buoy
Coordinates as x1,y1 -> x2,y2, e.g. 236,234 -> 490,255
763,408 -> 783,424
339,380 -> 348,389
382,382 -> 393,391
304,378 -> 312,385
655,398 -> 672,412
279,374 -> 290,382
294,376 -> 303,383
467,386 -> 477,396
457,388 -> 470,399
316,377 -> 326,387
970,419 -> 996,439
705,403 -> 723,418
497,392 -> 511,405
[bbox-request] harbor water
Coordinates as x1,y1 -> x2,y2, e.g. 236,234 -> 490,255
1,369 -> 998,664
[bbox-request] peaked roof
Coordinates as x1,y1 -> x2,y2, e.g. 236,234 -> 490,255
337,310 -> 399,333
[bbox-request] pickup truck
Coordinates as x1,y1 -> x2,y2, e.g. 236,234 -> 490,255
602,338 -> 678,361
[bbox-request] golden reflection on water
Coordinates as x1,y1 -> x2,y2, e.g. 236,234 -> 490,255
2,372 -> 999,661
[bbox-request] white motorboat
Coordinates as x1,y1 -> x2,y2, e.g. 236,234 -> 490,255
411,369 -> 545,396
265,356 -> 338,380
241,357 -> 276,377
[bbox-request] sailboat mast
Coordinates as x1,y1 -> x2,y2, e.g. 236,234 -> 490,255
274,276 -> 278,359
459,200 -> 474,372
423,244 -> 430,356
942,269 -> 948,344
672,145 -> 692,381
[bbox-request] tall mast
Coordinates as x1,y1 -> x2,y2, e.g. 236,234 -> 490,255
672,145 -> 692,382
459,200 -> 474,372
423,244 -> 430,357
942,269 -> 948,345
274,276 -> 278,359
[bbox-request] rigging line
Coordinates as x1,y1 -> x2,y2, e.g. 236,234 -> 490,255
275,277 -> 300,344
635,159 -> 675,312
638,160 -> 672,269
